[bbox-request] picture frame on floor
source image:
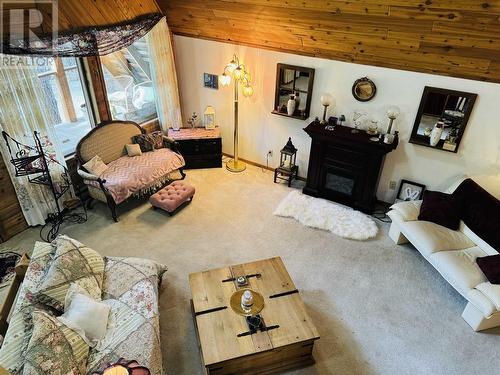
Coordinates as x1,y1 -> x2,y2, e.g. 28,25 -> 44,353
395,179 -> 426,203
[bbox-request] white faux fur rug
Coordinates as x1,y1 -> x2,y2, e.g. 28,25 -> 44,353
273,190 -> 378,240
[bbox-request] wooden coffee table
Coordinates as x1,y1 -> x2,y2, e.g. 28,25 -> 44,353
189,257 -> 320,375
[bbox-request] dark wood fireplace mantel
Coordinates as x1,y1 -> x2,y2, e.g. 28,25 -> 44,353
303,121 -> 398,213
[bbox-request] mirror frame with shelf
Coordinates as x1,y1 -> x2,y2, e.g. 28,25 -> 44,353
409,86 -> 477,153
272,63 -> 315,120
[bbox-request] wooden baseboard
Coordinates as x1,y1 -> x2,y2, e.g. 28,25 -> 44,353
222,153 -> 306,182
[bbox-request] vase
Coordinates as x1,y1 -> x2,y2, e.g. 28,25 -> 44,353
287,96 -> 296,116
429,124 -> 443,146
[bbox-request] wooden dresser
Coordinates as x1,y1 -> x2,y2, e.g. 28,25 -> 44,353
0,153 -> 27,242
167,127 -> 222,169
303,121 -> 398,213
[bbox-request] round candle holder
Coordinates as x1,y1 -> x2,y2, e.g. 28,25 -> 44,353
230,289 -> 265,317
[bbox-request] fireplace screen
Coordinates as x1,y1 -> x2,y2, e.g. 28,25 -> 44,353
325,173 -> 355,196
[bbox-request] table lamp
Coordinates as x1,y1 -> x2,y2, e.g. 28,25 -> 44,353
320,93 -> 334,125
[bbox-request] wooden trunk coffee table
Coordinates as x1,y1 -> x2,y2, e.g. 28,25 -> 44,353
189,257 -> 320,375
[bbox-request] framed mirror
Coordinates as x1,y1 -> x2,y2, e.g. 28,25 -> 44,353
272,63 -> 315,120
352,77 -> 376,102
409,86 -> 477,153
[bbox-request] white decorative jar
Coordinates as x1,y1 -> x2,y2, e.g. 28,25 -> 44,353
287,95 -> 296,116
429,121 -> 444,146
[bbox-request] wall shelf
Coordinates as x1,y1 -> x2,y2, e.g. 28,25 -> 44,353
271,110 -> 308,121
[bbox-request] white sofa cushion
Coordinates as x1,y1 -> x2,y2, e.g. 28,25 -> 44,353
400,221 -> 475,257
475,283 -> 500,311
430,247 -> 488,293
389,200 -> 422,222
467,289 -> 498,317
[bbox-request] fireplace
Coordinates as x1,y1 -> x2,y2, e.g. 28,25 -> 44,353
303,121 -> 398,213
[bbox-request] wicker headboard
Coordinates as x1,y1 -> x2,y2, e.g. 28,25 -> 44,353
76,121 -> 145,165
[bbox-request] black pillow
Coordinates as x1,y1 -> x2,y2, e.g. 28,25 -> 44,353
453,178 -> 500,251
476,255 -> 500,285
418,190 -> 462,230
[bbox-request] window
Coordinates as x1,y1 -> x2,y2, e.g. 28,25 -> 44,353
35,57 -> 94,156
100,35 -> 158,124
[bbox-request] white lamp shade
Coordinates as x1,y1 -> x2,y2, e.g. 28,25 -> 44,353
387,106 -> 400,119
219,74 -> 231,87
320,93 -> 333,106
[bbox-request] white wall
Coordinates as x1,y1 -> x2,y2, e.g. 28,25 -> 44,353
173,35 -> 500,203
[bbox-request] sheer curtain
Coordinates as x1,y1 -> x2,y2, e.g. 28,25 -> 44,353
0,58 -> 70,226
147,17 -> 183,131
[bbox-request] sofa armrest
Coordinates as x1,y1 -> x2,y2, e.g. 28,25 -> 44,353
389,200 -> 422,222
163,136 -> 181,153
77,169 -> 99,181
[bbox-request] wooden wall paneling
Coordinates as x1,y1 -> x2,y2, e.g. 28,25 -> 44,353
160,0 -> 500,83
85,56 -> 111,123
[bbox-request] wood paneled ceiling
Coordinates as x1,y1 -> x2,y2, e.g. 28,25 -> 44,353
1,0 -> 160,36
159,0 -> 500,83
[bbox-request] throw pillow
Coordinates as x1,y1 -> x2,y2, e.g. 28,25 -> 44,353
22,310 -> 90,375
125,143 -> 142,157
133,132 -> 164,152
58,284 -> 110,347
418,190 -> 462,230
150,131 -> 164,149
35,235 -> 104,312
83,155 -> 108,177
476,255 -> 500,284
453,178 -> 500,251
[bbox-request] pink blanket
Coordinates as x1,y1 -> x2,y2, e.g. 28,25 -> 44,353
85,148 -> 185,204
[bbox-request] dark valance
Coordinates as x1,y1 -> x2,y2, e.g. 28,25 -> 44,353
1,13 -> 163,57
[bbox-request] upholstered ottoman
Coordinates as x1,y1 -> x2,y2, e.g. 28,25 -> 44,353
149,181 -> 195,215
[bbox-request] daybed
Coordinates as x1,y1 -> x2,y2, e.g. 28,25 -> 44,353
0,236 -> 166,374
388,175 -> 500,331
76,121 -> 185,221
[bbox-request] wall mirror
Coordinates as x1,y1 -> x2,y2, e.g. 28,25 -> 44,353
409,86 -> 477,153
272,63 -> 315,120
352,77 -> 376,102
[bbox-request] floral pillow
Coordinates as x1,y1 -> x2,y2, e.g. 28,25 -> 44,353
132,132 -> 163,152
35,235 -> 104,312
22,310 -> 90,375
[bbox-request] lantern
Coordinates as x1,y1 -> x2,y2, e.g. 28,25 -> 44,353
274,137 -> 298,187
204,106 -> 216,129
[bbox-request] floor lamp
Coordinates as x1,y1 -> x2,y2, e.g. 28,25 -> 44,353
219,54 -> 254,172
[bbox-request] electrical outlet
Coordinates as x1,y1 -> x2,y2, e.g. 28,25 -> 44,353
267,150 -> 273,157
389,181 -> 397,190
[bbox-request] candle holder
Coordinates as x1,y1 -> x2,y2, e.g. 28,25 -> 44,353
320,93 -> 334,125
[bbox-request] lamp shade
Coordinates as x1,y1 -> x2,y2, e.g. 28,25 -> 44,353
242,84 -> 254,97
219,73 -> 231,87
387,106 -> 400,119
320,93 -> 333,106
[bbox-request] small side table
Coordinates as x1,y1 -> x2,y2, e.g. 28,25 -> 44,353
167,127 -> 222,169
274,165 -> 299,187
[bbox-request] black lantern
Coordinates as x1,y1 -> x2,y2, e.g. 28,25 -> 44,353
274,137 -> 298,187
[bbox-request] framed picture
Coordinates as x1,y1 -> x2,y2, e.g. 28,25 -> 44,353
395,179 -> 426,203
203,73 -> 218,89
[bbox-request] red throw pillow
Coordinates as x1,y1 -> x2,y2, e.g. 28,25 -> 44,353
476,255 -> 500,285
418,190 -> 462,230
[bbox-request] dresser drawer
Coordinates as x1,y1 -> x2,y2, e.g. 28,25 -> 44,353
178,138 -> 221,155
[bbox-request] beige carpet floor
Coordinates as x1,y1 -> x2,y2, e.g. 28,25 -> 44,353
2,164 -> 499,375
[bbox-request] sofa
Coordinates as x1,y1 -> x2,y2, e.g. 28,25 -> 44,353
76,121 -> 186,221
388,175 -> 500,331
0,237 -> 166,374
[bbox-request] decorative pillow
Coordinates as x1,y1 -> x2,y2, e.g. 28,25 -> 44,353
418,190 -> 462,230
476,255 -> 500,284
58,284 -> 110,347
126,143 -> 142,157
453,178 -> 500,251
35,235 -> 104,312
22,310 -> 90,375
83,155 -> 108,177
133,132 -> 163,152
